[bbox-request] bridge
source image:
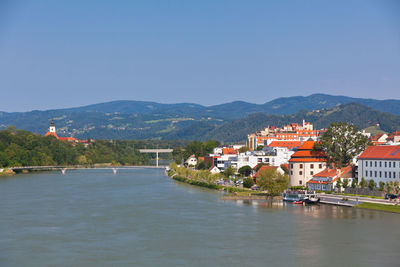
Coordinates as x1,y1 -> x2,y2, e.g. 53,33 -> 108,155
8,165 -> 167,174
138,149 -> 173,167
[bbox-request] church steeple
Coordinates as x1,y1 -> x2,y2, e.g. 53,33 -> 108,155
49,119 -> 56,133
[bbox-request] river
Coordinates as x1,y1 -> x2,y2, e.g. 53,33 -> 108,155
1,169 -> 399,266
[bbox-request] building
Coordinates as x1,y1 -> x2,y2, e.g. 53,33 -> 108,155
357,145 -> 400,184
288,141 -> 328,186
247,121 -> 324,150
306,165 -> 353,192
44,119 -> 59,139
370,133 -> 388,145
43,119 -> 93,145
185,155 -> 198,167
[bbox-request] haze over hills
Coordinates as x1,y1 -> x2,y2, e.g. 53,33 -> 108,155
1,94 -> 400,141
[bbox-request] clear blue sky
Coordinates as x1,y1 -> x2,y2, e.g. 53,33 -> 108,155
0,0 -> 399,112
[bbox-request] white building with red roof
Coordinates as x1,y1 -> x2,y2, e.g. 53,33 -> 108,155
288,141 -> 328,187
357,145 -> 400,184
306,165 -> 353,192
44,119 -> 59,139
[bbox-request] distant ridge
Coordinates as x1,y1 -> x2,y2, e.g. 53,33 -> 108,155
1,94 -> 400,141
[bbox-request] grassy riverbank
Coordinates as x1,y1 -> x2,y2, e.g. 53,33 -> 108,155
356,203 -> 400,214
337,193 -> 384,199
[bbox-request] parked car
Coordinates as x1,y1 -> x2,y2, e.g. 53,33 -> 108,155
384,194 -> 398,200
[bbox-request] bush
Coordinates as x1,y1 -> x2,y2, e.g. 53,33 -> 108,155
243,177 -> 255,188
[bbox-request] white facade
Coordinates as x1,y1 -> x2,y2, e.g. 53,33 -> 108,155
358,159 -> 400,184
185,155 -> 198,167
214,148 -> 294,171
289,162 -> 327,187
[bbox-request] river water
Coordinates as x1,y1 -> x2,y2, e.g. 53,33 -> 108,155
1,169 -> 399,266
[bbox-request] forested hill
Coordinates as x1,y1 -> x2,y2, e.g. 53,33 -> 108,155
0,128 -> 188,168
165,103 -> 400,142
1,95 -> 400,141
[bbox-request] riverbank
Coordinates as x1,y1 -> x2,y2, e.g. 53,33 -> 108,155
355,203 -> 400,214
0,168 -> 16,176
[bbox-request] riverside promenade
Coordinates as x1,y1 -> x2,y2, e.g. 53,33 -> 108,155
318,193 -> 399,207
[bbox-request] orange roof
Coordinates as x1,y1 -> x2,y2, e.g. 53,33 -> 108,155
307,180 -> 329,184
59,137 -> 77,142
289,158 -> 326,162
268,141 -> 301,149
280,163 -> 289,170
313,165 -> 352,178
297,141 -> 315,150
44,132 -> 59,139
255,166 -> 277,177
222,148 -> 237,155
370,133 -> 385,142
358,145 -> 400,160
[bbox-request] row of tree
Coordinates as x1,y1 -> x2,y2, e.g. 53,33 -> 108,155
0,128 -> 185,167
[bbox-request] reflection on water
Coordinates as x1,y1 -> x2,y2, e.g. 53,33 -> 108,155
1,170 -> 400,267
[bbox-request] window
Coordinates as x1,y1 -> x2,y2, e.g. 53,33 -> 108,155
380,161 -> 382,167
385,172 -> 387,178
299,171 -> 303,175
366,171 -> 368,177
394,162 -> 396,168
310,164 -> 314,169
394,172 -> 396,179
375,171 -> 377,177
385,162 -> 387,168
319,164 -> 322,168
290,164 -> 293,168
380,171 -> 382,178
389,172 -> 391,178
370,171 -> 372,177
310,171 -> 314,175
299,180 -> 302,185
290,171 -> 293,175
300,164 -> 303,169
389,162 -> 392,168
375,161 -> 377,167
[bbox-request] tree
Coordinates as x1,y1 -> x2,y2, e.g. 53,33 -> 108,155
238,146 -> 250,153
336,177 -> 342,191
256,168 -> 289,196
360,177 -> 367,189
224,166 -> 235,178
196,161 -> 206,170
280,164 -> 289,175
254,163 -> 268,172
238,165 -> 252,177
351,178 -> 357,189
386,181 -> 393,194
378,181 -> 385,192
342,178 -> 349,189
368,179 -> 376,191
256,145 -> 264,151
243,177 -> 255,188
394,181 -> 400,194
315,122 -> 370,168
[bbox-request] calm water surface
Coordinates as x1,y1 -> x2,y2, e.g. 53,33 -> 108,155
1,169 -> 399,266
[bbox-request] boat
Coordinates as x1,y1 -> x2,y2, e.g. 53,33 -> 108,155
293,200 -> 303,204
303,194 -> 320,204
282,192 -> 306,202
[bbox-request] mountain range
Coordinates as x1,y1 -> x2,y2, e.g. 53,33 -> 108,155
1,94 -> 400,142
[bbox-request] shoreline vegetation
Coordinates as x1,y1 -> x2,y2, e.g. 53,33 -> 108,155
168,163 -> 274,199
355,203 -> 400,214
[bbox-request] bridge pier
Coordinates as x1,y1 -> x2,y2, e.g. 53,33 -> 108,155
138,149 -> 172,167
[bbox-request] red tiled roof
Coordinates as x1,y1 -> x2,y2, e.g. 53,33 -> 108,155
358,145 -> 400,160
297,141 -> 315,150
223,148 -> 237,155
289,158 -> 326,162
268,141 -> 301,149
307,180 -> 329,184
312,165 -> 352,178
44,132 -> 59,139
59,137 -> 77,142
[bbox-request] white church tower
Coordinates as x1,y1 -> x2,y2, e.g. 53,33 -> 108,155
49,119 -> 56,133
